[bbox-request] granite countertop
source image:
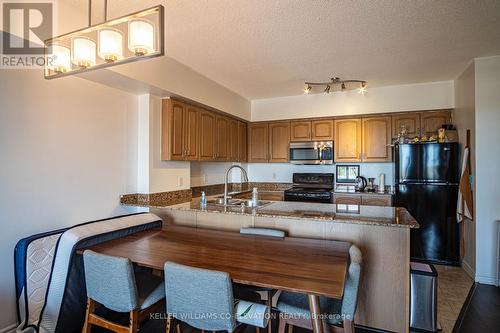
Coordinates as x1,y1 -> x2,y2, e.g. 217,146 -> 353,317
334,185 -> 394,195
158,199 -> 419,229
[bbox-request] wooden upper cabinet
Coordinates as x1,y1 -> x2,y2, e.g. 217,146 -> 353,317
334,118 -> 362,162
248,123 -> 269,162
198,109 -> 216,161
269,122 -> 290,162
161,99 -> 195,161
311,120 -> 334,141
215,116 -> 229,161
228,119 -> 239,161
238,121 -> 247,162
362,116 -> 392,162
184,104 -> 199,160
420,110 -> 451,137
290,121 -> 312,141
392,113 -> 420,138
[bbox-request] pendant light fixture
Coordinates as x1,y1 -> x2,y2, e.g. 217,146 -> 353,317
303,76 -> 367,94
44,1 -> 164,79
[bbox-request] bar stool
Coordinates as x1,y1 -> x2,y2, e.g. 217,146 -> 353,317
276,245 -> 363,333
82,250 -> 165,333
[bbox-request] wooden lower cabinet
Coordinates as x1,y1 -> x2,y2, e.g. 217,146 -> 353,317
248,123 -> 269,162
334,119 -> 362,162
269,122 -> 290,162
333,193 -> 392,207
362,116 -> 392,162
333,194 -> 362,205
362,195 -> 392,207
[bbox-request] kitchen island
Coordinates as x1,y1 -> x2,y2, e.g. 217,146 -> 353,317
148,199 -> 417,333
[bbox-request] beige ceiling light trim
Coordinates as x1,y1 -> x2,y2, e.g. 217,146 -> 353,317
304,76 -> 367,95
44,1 -> 164,79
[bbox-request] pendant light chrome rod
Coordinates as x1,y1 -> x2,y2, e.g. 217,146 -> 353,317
88,0 -> 92,26
104,0 -> 108,21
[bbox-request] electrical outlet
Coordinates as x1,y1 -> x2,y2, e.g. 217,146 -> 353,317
178,176 -> 183,187
272,173 -> 277,179
203,174 -> 207,183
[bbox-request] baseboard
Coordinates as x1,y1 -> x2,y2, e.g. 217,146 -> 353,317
475,274 -> 499,286
461,260 -> 475,280
0,323 -> 17,333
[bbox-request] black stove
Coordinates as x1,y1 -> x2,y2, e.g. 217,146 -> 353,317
284,173 -> 334,203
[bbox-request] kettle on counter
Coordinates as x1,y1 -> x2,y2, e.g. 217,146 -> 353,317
355,176 -> 367,192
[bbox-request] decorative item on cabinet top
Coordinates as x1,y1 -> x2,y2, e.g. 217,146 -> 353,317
45,3 -> 164,79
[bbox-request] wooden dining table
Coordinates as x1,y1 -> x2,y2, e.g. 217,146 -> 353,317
80,225 -> 350,333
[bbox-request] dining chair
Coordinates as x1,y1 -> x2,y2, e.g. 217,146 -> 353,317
276,245 -> 362,333
164,261 -> 267,333
82,250 -> 165,333
237,227 -> 285,333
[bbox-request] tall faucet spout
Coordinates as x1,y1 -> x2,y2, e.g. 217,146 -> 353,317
223,165 -> 248,205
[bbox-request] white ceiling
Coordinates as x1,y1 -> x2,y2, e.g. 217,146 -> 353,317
74,0 -> 500,100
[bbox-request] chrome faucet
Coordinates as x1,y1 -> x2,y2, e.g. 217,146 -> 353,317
224,165 -> 249,205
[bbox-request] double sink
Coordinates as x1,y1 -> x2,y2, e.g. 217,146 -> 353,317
206,192 -> 271,208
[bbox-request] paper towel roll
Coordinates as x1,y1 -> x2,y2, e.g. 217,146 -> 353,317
378,174 -> 385,193
235,300 -> 269,328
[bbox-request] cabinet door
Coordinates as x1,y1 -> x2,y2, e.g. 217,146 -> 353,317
392,113 -> 420,138
215,116 -> 230,161
269,122 -> 290,162
238,121 -> 247,162
228,119 -> 239,161
161,99 -> 185,161
290,121 -> 312,141
420,110 -> 451,137
333,194 -> 362,205
334,119 -> 362,162
362,116 -> 392,162
248,123 -> 269,162
198,109 -> 216,161
311,120 -> 334,141
183,104 -> 199,160
362,195 -> 392,207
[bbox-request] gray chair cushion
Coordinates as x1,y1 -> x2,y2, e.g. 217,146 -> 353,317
83,250 -> 138,312
165,262 -> 238,332
276,244 -> 363,324
135,271 -> 165,310
83,250 -> 165,313
276,292 -> 342,324
240,227 -> 285,238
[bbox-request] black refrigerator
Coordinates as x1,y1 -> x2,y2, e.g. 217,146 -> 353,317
394,143 -> 460,265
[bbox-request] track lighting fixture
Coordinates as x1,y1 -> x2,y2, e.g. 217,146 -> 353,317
303,76 -> 367,94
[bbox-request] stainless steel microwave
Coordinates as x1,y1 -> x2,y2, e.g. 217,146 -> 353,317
289,141 -> 333,165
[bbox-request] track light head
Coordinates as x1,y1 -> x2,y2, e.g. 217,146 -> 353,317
341,82 -> 346,91
324,85 -> 331,94
304,85 -> 312,94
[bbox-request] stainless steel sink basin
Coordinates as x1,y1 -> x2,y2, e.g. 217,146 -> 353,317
206,198 -> 271,208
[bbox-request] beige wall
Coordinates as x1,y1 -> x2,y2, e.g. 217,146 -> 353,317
474,56 -> 500,285
0,70 -> 141,330
454,63 -> 476,277
251,81 -> 454,121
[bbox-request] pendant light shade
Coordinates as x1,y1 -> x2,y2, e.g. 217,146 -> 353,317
128,19 -> 155,55
48,44 -> 71,73
45,5 -> 164,79
72,37 -> 96,68
98,28 -> 123,62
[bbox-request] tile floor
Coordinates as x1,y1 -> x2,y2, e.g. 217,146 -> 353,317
435,265 -> 474,332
